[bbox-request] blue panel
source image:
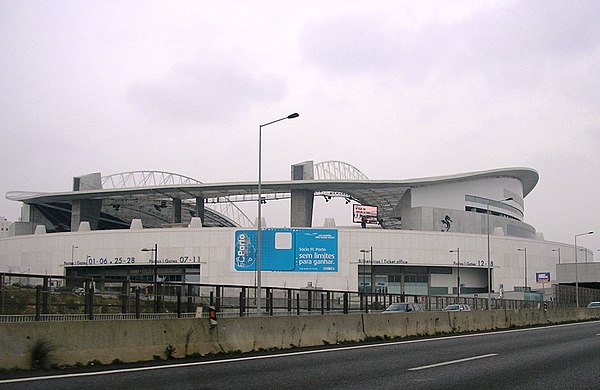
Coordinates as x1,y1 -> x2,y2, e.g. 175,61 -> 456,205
294,230 -> 337,272
234,229 -> 338,272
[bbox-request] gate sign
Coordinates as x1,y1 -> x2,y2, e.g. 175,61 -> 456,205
536,272 -> 551,283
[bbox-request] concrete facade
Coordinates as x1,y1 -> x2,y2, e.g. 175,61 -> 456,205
0,222 -> 585,294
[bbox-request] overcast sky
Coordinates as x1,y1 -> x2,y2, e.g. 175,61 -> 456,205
1,0 -> 599,253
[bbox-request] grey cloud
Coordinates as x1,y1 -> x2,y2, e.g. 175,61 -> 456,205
128,60 -> 288,126
299,12 -> 413,75
300,1 -> 600,84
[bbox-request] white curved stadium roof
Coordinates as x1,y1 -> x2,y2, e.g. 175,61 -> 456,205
6,165 -> 538,229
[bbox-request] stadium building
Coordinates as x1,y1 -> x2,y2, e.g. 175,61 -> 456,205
0,161 -> 594,297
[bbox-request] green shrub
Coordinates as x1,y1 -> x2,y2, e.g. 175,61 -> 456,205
165,345 -> 176,359
29,339 -> 54,370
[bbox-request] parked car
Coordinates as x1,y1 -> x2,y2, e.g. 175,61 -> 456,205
383,302 -> 423,313
72,287 -> 100,294
443,303 -> 471,312
586,302 -> 600,308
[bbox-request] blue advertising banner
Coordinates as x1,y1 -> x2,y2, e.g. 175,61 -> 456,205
234,229 -> 338,272
536,272 -> 550,283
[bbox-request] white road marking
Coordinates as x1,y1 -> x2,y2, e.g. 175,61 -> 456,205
0,320 -> 598,384
407,353 -> 498,371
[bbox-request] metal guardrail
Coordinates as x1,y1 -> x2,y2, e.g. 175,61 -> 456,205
0,272 -> 589,323
0,313 -> 200,323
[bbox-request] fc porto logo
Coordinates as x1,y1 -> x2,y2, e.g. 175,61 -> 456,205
441,215 -> 453,232
235,233 -> 256,269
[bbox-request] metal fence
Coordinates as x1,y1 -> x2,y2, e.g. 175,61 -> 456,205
0,272 -> 584,323
553,284 -> 600,306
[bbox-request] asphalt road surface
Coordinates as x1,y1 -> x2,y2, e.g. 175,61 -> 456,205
1,320 -> 599,390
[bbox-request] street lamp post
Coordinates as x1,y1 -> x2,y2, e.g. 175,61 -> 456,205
450,248 -> 460,299
256,113 -> 299,316
517,248 -> 527,289
574,231 -> 594,308
486,197 -> 513,309
552,248 -> 561,264
142,243 -> 158,312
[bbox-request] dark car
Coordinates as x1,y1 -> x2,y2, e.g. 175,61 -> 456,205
383,302 -> 423,313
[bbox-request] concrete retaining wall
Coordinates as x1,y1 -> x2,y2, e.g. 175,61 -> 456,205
2,308 -> 600,370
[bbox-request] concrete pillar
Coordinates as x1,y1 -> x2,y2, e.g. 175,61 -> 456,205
172,198 -> 182,224
195,196 -> 205,226
71,173 -> 102,232
291,190 -> 314,227
290,161 -> 315,228
71,200 -> 102,232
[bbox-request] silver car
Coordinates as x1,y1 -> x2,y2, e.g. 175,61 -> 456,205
383,302 -> 423,313
586,302 -> 600,308
443,303 -> 471,311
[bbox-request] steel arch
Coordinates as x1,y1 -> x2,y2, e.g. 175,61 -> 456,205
101,171 -> 252,227
314,161 -> 369,180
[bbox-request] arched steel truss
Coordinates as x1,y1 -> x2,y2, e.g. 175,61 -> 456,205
101,171 -> 252,227
314,161 -> 369,181
312,161 -> 367,202
101,171 -> 201,188
99,163 -> 370,227
314,161 -> 401,229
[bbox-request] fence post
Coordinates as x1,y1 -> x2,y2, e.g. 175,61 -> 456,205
122,280 -> 130,314
343,292 -> 348,314
87,282 -> 95,320
308,290 -> 312,312
35,285 -> 42,321
42,277 -> 50,314
287,289 -> 292,313
321,293 -> 325,315
0,274 -> 5,315
239,290 -> 245,317
327,291 -> 331,312
156,283 -> 162,313
187,284 -> 194,313
269,290 -> 273,316
296,293 -> 300,315
265,288 -> 271,314
215,286 -> 221,312
177,287 -> 182,318
135,287 -> 141,319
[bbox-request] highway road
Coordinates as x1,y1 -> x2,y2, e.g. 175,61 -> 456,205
1,320 -> 599,389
